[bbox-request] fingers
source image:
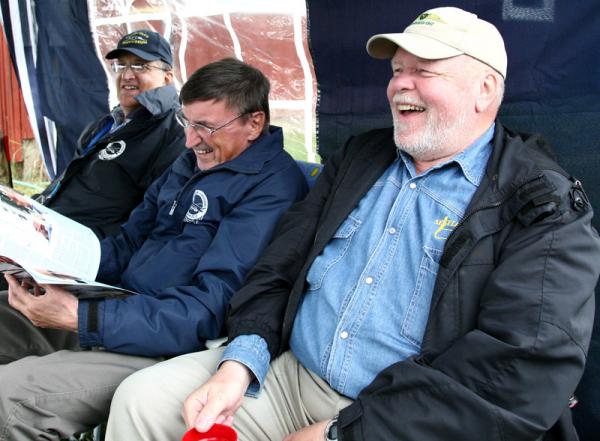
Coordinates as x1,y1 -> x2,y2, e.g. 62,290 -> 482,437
182,363 -> 250,433
183,389 -> 207,430
4,273 -> 18,288
6,275 -> 24,308
193,394 -> 224,432
183,387 -> 233,433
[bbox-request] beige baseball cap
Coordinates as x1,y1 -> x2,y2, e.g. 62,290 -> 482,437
366,7 -> 507,78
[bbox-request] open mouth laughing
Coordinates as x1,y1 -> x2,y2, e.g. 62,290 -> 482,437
396,104 -> 425,114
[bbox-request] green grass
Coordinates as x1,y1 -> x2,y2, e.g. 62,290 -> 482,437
13,181 -> 49,197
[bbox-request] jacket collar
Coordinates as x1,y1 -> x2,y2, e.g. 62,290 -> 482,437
133,84 -> 180,117
211,125 -> 285,174
463,122 -> 559,212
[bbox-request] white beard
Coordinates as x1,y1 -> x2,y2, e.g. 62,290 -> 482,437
392,100 -> 468,162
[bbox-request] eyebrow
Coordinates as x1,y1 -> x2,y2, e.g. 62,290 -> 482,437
189,117 -> 215,128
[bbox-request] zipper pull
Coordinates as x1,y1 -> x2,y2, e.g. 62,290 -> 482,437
169,200 -> 178,215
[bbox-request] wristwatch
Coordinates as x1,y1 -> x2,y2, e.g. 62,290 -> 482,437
324,415 -> 338,441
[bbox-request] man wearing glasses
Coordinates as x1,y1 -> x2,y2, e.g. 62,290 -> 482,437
35,30 -> 185,239
1,58 -> 308,439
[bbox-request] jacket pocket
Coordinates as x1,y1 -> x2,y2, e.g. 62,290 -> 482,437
401,246 -> 442,347
306,215 -> 362,291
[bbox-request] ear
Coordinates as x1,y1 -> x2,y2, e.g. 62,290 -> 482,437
163,70 -> 174,85
475,72 -> 500,113
246,111 -> 266,141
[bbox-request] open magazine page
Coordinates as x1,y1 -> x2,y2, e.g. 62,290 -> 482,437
0,185 -> 135,298
0,186 -> 133,297
0,184 -> 100,280
15,264 -> 136,298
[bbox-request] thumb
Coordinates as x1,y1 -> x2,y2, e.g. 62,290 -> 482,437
194,398 -> 225,433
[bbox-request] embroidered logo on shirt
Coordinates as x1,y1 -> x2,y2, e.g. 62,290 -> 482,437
184,190 -> 208,223
98,140 -> 126,160
434,216 -> 458,240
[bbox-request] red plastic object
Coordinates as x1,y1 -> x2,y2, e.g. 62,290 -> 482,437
182,424 -> 237,441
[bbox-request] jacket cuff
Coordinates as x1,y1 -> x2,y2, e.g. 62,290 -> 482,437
78,299 -> 105,348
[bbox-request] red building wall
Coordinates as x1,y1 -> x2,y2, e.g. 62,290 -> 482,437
1,24 -> 33,162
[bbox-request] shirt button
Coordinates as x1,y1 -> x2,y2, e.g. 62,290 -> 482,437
388,227 -> 396,234
409,182 -> 417,189
365,276 -> 373,284
340,331 -> 349,339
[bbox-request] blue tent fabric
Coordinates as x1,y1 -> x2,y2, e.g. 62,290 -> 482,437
306,1 -> 600,440
34,0 -> 109,175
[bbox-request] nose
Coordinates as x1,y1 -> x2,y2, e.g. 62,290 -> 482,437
388,71 -> 415,92
121,66 -> 136,80
184,126 -> 203,148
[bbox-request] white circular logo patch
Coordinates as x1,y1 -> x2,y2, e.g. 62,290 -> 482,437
98,140 -> 126,161
184,189 -> 208,222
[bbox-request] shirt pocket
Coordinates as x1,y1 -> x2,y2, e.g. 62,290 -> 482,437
401,246 -> 443,347
306,215 -> 362,291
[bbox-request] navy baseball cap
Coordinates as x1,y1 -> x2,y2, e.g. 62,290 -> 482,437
105,30 -> 173,66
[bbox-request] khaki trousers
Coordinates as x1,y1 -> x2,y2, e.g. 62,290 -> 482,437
106,348 -> 353,441
0,292 -> 160,441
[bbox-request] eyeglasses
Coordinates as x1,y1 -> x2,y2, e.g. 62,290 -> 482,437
175,110 -> 246,137
111,62 -> 169,74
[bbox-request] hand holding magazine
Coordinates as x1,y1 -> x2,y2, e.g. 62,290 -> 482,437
0,184 -> 134,298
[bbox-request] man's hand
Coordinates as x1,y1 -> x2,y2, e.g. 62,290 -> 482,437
182,360 -> 253,433
283,420 -> 329,441
5,274 -> 79,332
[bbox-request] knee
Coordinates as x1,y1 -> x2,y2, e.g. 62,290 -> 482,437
110,367 -> 159,415
0,363 -> 31,411
0,364 -> 37,436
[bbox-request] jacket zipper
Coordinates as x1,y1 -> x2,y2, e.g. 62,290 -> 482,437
168,169 -> 207,216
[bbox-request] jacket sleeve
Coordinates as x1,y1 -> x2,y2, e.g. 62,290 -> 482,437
79,165 -> 307,357
339,173 -> 600,441
227,144 -> 348,358
94,170 -> 167,284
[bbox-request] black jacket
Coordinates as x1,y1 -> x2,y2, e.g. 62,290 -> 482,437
227,124 -> 600,441
37,85 -> 185,238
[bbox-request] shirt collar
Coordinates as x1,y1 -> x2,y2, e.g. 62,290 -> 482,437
450,123 -> 495,186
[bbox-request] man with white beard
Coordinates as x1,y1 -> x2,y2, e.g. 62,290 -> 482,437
106,7 -> 600,441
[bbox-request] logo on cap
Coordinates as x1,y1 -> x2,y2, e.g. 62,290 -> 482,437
120,31 -> 150,46
413,13 -> 445,26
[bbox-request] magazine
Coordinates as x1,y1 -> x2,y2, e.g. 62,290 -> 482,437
0,184 -> 134,298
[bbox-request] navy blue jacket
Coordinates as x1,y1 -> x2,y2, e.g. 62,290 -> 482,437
77,126 -> 308,356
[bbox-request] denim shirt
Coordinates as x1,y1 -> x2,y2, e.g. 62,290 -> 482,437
223,125 -> 494,397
